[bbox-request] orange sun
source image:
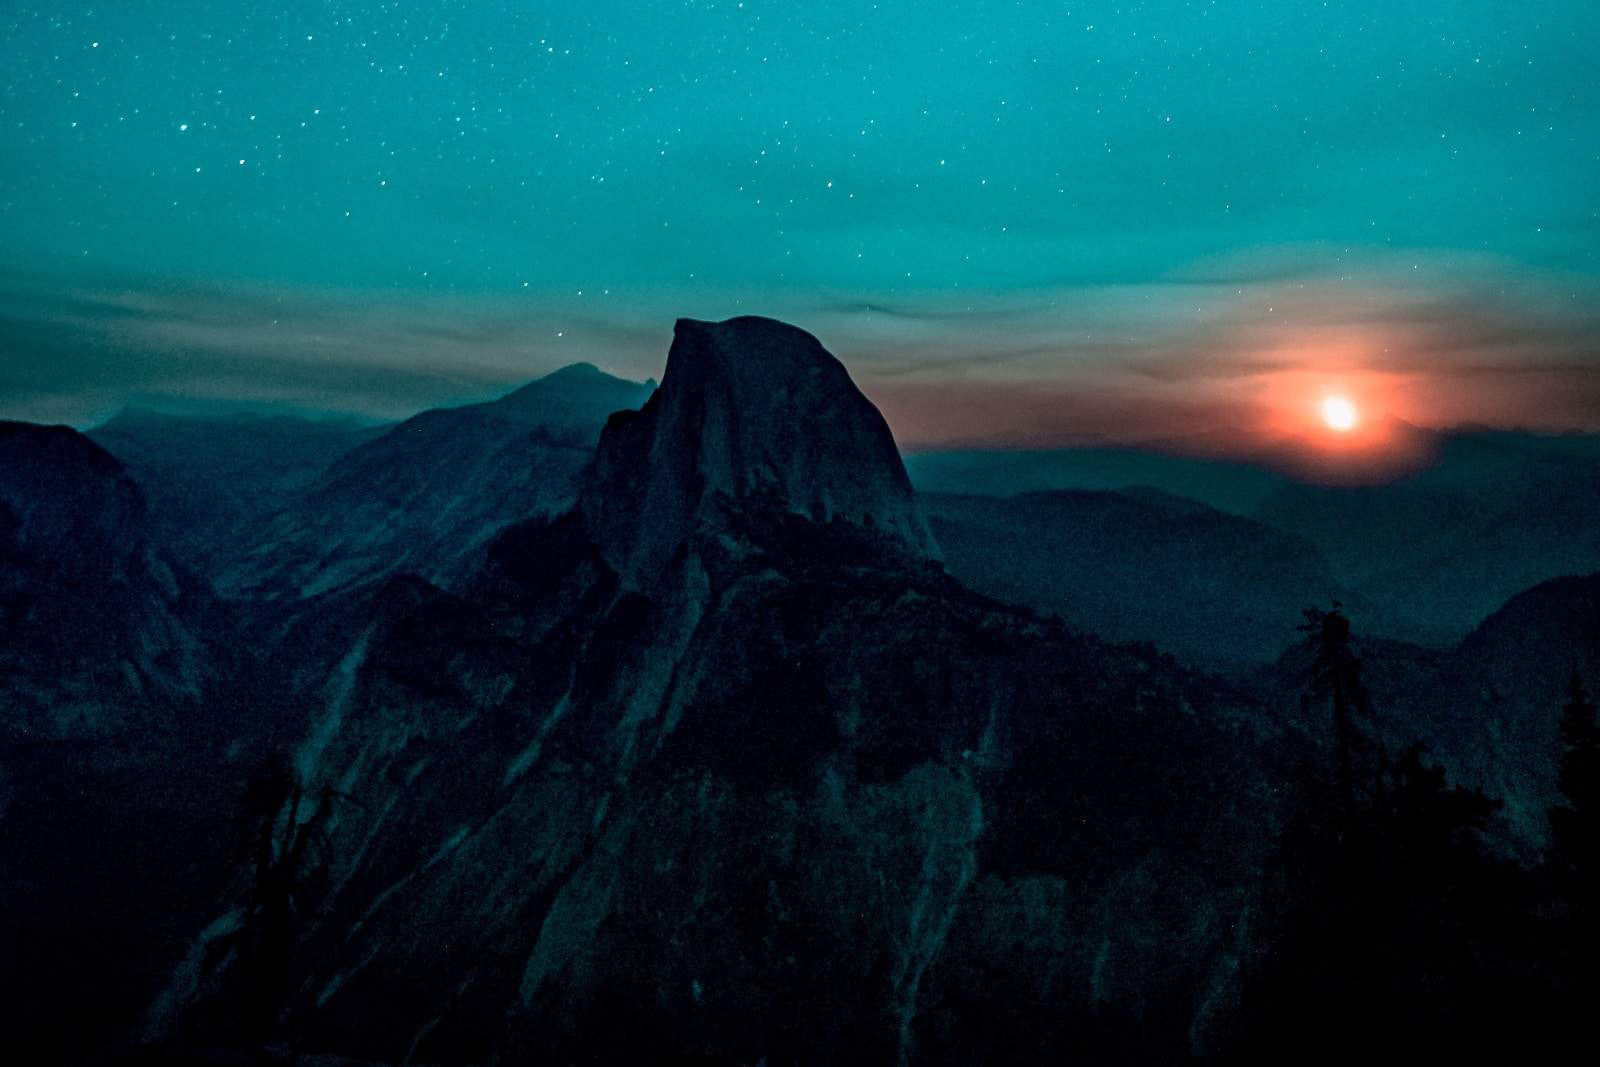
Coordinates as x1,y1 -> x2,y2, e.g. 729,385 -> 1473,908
1320,395 -> 1359,432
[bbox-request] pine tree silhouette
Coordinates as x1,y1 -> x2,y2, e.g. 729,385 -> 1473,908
1551,670 -> 1599,879
1234,608 -> 1541,1060
232,753 -> 355,1043
1548,668 -> 1600,1027
1299,602 -> 1372,820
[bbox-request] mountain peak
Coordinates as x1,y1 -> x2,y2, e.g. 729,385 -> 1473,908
0,420 -> 148,576
491,362 -> 654,420
540,360 -> 605,380
668,314 -> 834,377
1,420 -> 133,485
580,316 -> 937,582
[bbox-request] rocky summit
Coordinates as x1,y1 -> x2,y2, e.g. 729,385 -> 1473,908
583,316 -> 938,582
115,318 -> 1274,1065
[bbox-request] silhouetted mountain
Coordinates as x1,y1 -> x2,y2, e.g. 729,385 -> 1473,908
1444,573 -> 1600,836
906,446 -> 1290,515
0,422 -> 247,1062
143,319 -> 1287,1064
912,426 -> 1600,648
90,408 -> 386,584
1260,572 -> 1600,847
7,323 -> 1591,1064
924,488 -> 1347,671
220,363 -> 654,600
1255,433 -> 1600,643
583,317 -> 937,580
0,421 -> 225,739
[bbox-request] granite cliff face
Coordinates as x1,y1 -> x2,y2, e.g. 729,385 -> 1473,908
0,421 -> 222,739
216,363 -> 655,600
582,316 -> 938,583
145,318 -> 1284,1064
0,422 -> 244,1062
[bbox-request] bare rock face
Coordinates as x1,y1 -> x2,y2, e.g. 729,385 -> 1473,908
0,422 -> 218,739
582,316 -> 938,581
219,363 -> 656,600
139,319 -> 1275,1066
0,421 -> 148,582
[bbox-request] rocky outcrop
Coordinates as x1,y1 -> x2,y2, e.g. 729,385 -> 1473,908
582,317 -> 938,583
0,421 -> 220,739
1,422 -> 245,1063
218,363 -> 655,600
146,320 -> 1280,1064
89,408 -> 384,584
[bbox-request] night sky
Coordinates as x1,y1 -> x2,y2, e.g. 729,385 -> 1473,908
3,2 -> 1597,447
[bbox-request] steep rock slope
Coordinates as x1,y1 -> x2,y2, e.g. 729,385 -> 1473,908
1444,572 -> 1600,837
221,364 -> 654,600
90,409 -> 386,584
0,422 -> 244,1062
583,316 -> 937,581
0,421 -> 223,739
156,319 -> 1288,1065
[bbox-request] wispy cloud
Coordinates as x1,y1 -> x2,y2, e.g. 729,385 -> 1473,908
2,248 -> 1597,447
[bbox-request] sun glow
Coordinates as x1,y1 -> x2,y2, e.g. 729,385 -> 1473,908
1320,395 -> 1359,432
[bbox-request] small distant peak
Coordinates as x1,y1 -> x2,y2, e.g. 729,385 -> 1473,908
1447,421 -> 1498,436
95,403 -> 163,430
476,363 -> 655,430
512,362 -> 653,396
542,361 -> 606,381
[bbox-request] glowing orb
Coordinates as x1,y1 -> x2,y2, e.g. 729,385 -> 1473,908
1320,395 -> 1359,432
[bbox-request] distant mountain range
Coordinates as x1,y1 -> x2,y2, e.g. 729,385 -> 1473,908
923,488 -> 1346,671
94,364 -> 655,601
910,425 -> 1600,650
89,409 -> 388,583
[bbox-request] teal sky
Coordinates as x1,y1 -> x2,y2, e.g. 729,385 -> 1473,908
3,1 -> 1597,443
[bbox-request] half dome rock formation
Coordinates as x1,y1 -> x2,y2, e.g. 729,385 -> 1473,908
582,316 -> 938,581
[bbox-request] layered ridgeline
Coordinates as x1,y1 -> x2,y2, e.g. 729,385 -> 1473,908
219,363 -> 656,600
91,364 -> 655,602
148,318 -> 1288,1063
924,489 -> 1348,672
88,409 -> 388,587
910,429 -> 1600,648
